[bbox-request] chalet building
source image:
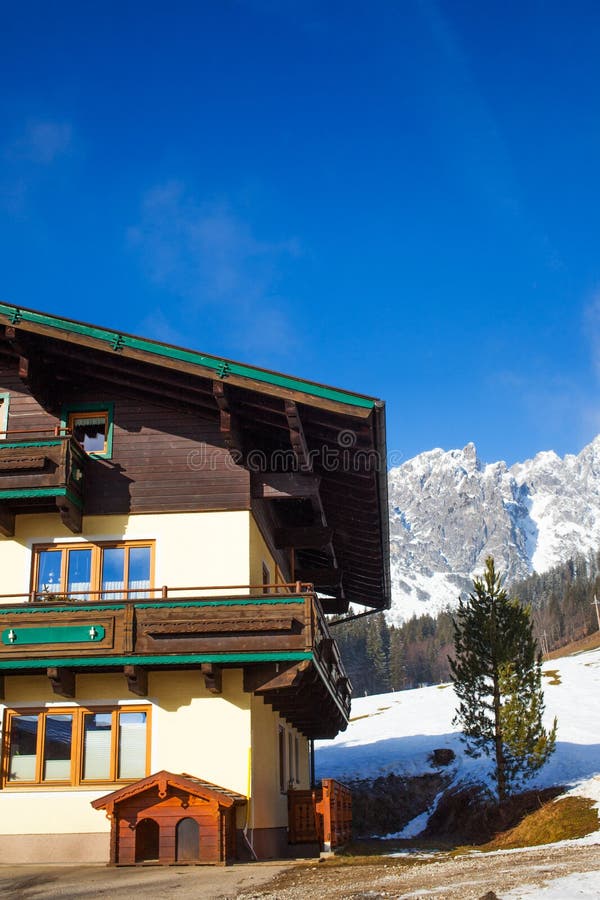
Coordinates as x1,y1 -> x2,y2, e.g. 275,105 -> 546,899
0,302 -> 390,865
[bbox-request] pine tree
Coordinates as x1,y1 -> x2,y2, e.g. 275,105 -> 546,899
450,557 -> 557,802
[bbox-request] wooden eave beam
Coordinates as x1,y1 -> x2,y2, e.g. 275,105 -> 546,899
49,355 -> 218,418
47,667 -> 75,698
5,328 -> 60,413
124,665 -> 148,697
250,472 -> 321,500
55,495 -> 82,534
201,662 -> 222,695
285,400 -> 312,472
0,505 -> 15,537
212,382 -> 243,456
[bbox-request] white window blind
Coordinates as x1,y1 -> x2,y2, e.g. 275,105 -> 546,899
118,712 -> 147,779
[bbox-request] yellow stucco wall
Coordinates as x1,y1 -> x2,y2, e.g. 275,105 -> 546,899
249,515 -> 279,588
0,510 -> 310,842
0,510 -> 252,600
249,694 -> 310,830
0,669 -> 252,836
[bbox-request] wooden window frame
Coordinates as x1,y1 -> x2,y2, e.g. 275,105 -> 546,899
62,401 -> 114,459
31,540 -> 155,601
1,705 -> 151,789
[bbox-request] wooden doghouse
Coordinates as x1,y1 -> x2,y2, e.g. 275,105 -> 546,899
92,771 -> 247,865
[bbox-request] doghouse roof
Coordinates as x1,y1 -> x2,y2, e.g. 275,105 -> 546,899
91,769 -> 247,815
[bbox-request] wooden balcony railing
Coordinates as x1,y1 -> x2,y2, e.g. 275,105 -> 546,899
0,584 -> 351,736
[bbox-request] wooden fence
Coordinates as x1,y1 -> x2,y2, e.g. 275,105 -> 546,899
288,778 -> 352,850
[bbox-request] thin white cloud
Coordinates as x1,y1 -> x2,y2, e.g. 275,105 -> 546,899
5,119 -> 73,164
127,181 -> 302,358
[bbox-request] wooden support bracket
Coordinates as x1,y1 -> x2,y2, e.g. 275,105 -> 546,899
201,662 -> 222,694
124,664 -> 148,696
55,496 -> 82,534
47,667 -> 76,698
212,382 -> 243,457
0,505 -> 15,538
284,400 -> 312,472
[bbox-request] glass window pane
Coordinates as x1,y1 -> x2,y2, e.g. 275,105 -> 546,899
67,549 -> 92,600
102,547 -> 125,599
72,416 -> 106,453
8,715 -> 38,782
37,550 -> 63,595
82,713 -> 112,780
128,547 -> 151,599
43,714 -> 72,781
118,711 -> 147,779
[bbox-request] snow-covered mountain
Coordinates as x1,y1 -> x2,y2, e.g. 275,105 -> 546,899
388,435 -> 600,624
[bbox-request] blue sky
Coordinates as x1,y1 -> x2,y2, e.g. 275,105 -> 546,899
2,1 -> 600,467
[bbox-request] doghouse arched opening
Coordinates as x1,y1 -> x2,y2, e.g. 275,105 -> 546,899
135,817 -> 160,862
176,816 -> 200,862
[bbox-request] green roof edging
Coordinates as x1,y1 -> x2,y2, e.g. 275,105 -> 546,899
0,302 -> 375,410
0,651 -> 312,669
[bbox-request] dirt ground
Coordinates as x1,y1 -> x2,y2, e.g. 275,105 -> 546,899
0,842 -> 599,900
234,842 -> 600,900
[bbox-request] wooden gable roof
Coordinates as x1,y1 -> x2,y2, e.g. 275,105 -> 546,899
0,302 -> 391,613
91,770 -> 247,815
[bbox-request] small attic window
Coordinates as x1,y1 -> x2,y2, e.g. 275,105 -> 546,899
64,403 -> 114,457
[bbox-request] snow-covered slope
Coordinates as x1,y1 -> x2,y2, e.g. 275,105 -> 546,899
388,436 -> 600,623
316,649 -> 600,801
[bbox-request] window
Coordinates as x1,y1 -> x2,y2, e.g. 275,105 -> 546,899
0,392 -> 8,437
62,402 -> 114,458
287,731 -> 294,786
278,726 -> 286,793
3,706 -> 150,787
32,541 -> 154,601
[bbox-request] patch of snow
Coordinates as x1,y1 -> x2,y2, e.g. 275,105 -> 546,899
316,649 -> 600,831
502,870 -> 600,898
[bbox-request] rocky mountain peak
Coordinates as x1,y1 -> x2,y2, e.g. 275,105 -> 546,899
387,436 -> 600,624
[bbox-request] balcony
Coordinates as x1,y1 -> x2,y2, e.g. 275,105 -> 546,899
0,432 -> 85,535
0,584 -> 351,738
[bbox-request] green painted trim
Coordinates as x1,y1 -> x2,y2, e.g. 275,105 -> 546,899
2,624 -> 105,646
1,440 -> 62,449
0,597 -> 303,615
0,302 -> 375,410
0,486 -> 83,509
0,651 -> 312,670
135,597 -> 302,609
61,401 -> 114,459
0,604 -> 126,615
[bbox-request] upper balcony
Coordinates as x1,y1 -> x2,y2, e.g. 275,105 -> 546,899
0,584 -> 351,739
0,431 -> 86,536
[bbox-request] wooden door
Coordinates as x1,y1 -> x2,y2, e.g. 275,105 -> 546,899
176,817 -> 200,862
